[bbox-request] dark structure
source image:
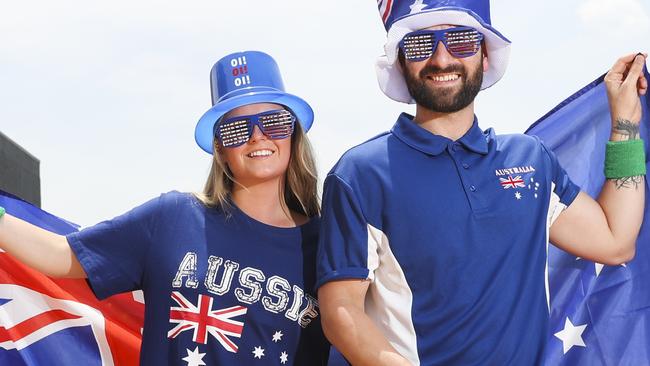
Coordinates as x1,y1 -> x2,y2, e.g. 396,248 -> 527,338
0,131 -> 41,207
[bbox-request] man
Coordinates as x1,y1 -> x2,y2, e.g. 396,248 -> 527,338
316,0 -> 648,365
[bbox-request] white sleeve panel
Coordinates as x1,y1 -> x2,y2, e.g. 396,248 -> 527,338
544,183 -> 567,313
365,224 -> 420,366
366,224 -> 381,281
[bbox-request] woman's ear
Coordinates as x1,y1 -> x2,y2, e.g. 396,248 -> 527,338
216,146 -> 231,168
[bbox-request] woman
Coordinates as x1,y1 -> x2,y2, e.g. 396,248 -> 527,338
0,51 -> 330,365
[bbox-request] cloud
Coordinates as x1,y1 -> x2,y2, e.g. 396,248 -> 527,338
578,0 -> 650,34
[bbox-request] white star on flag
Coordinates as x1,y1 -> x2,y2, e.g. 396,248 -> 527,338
515,192 -> 522,200
595,263 -> 604,276
554,317 -> 587,354
252,346 -> 265,359
409,0 -> 428,13
280,351 -> 289,364
182,346 -> 206,366
272,330 -> 284,342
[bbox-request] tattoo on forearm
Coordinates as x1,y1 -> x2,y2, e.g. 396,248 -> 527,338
613,119 -> 640,140
609,119 -> 643,189
610,175 -> 643,190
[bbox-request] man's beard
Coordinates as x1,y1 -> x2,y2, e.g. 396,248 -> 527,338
403,60 -> 483,113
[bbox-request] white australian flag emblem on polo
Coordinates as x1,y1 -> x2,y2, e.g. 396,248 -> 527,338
500,175 -> 526,189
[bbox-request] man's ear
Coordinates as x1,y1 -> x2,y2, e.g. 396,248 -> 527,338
397,49 -> 406,71
482,45 -> 489,72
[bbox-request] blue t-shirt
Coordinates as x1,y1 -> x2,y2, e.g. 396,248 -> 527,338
67,191 -> 329,365
317,114 -> 580,365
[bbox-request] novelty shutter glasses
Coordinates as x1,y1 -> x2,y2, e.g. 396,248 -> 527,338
399,27 -> 484,61
215,109 -> 295,148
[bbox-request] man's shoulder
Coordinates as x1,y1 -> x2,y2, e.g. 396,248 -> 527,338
344,131 -> 392,158
489,132 -> 558,172
492,131 -> 543,151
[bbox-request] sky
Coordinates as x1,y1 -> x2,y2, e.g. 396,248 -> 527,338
1,0 -> 649,227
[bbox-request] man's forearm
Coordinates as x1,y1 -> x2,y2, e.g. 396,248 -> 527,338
321,300 -> 412,365
597,118 -> 645,255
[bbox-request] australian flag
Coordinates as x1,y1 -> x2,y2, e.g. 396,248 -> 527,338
0,190 -> 144,366
526,65 -> 650,365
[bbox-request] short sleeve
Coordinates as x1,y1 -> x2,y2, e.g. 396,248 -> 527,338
316,174 -> 376,289
67,195 -> 161,299
541,141 -> 581,225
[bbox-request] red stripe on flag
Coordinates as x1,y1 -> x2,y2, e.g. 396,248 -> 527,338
212,305 -> 246,316
171,291 -> 192,309
382,0 -> 393,23
168,323 -> 193,339
0,309 -> 81,343
196,295 -> 211,344
216,331 -> 238,352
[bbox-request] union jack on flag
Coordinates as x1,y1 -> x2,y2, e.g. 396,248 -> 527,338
500,175 -> 526,189
377,0 -> 394,25
168,291 -> 247,353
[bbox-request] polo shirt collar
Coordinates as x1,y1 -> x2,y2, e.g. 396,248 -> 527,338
391,113 -> 489,156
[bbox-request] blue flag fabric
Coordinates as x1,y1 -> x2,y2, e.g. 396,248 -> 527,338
526,66 -> 650,365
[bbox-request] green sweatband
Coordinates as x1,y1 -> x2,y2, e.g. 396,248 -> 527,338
0,206 -> 5,218
604,139 -> 647,179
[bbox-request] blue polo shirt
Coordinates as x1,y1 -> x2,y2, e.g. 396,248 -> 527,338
317,113 -> 580,365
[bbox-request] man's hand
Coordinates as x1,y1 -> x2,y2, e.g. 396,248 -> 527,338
605,52 -> 647,138
319,280 -> 414,366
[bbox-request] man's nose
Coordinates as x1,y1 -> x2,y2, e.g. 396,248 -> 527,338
426,40 -> 455,67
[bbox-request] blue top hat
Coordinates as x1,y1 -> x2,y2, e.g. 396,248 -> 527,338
375,0 -> 512,103
195,51 -> 314,154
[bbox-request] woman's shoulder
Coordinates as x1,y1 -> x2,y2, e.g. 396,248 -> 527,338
156,190 -> 199,204
145,191 -> 208,214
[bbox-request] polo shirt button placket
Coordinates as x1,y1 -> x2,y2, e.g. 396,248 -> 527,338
462,163 -> 470,169
469,185 -> 477,192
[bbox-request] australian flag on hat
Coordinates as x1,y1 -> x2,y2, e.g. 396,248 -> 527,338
377,0 -> 395,25
375,0 -> 512,103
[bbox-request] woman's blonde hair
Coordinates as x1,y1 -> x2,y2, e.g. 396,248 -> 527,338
195,121 -> 320,217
